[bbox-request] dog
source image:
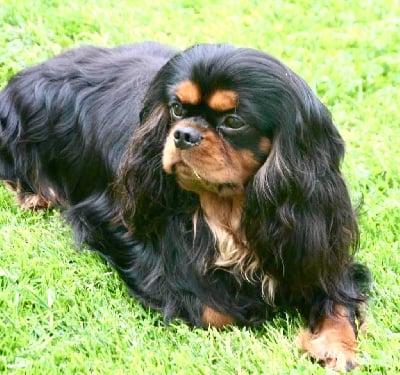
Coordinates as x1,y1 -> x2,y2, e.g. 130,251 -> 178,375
0,42 -> 370,371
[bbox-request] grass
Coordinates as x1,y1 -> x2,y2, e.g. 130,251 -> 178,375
0,0 -> 399,373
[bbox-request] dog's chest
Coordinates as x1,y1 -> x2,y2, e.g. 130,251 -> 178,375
198,192 -> 276,302
199,193 -> 253,272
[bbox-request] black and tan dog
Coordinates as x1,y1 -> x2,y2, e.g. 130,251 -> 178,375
0,42 -> 370,371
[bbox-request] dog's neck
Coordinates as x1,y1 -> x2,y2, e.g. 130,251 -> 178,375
197,191 -> 258,278
198,191 -> 245,236
197,190 -> 276,301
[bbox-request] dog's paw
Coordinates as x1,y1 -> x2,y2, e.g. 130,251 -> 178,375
17,192 -> 51,210
5,181 -> 53,210
297,328 -> 357,372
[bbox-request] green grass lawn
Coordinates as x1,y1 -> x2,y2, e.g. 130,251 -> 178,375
0,0 -> 399,373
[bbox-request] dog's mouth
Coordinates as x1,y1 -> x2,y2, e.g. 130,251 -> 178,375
173,162 -> 203,182
172,161 -> 242,196
173,162 -> 213,188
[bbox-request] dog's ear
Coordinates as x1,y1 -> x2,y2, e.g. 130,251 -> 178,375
244,80 -> 359,296
117,97 -> 170,236
116,82 -> 196,237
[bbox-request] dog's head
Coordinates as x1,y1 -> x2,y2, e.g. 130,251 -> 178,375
160,45 -> 275,197
120,44 -> 357,289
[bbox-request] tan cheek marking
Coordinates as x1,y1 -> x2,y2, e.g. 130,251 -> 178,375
207,90 -> 238,111
202,306 -> 235,328
259,137 -> 272,155
191,130 -> 227,168
225,148 -> 262,185
175,80 -> 201,105
165,125 -> 262,189
183,130 -> 262,186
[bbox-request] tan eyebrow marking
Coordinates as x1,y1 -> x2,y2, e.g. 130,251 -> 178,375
175,80 -> 202,105
207,90 -> 238,112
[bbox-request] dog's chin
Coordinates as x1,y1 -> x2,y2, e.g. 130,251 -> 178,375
172,162 -> 244,197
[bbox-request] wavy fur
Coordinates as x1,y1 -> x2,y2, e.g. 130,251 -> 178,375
0,42 -> 371,370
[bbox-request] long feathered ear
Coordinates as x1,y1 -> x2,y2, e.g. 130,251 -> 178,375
244,79 -> 359,297
116,83 -> 196,237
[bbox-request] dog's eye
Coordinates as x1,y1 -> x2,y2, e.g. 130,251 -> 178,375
223,115 -> 245,129
170,102 -> 184,119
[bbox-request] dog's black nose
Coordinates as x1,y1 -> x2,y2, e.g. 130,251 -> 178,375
173,126 -> 202,150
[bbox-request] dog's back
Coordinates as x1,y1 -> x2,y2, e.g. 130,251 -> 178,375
0,42 -> 175,205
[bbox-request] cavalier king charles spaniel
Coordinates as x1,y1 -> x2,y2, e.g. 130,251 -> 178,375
0,42 -> 370,371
